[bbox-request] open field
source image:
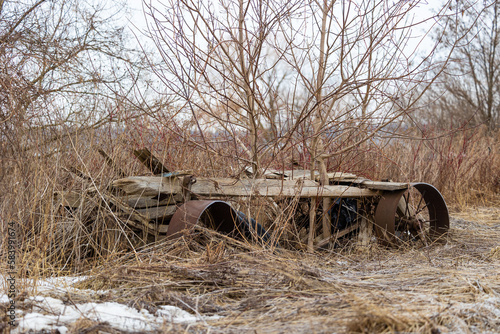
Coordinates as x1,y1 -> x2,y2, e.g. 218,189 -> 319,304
2,206 -> 499,334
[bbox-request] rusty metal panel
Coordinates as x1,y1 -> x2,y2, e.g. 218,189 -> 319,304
166,200 -> 239,240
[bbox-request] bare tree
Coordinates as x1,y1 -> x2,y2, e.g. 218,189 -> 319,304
0,0 -> 146,157
143,0 -> 302,175
424,0 -> 499,132
144,0 -> 460,177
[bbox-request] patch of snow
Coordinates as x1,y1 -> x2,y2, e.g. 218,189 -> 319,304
11,296 -> 220,333
15,312 -> 69,334
0,294 -> 9,303
158,305 -> 221,323
0,275 -> 222,333
158,305 -> 200,322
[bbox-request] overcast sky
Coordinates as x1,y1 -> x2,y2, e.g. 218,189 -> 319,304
124,0 -> 442,54
125,0 -> 149,32
122,0 -> 447,75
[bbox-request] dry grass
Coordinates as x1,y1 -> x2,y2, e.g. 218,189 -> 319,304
0,125 -> 499,333
369,126 -> 500,210
37,207 -> 494,333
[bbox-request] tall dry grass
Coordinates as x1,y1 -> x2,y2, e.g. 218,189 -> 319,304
0,121 -> 498,276
371,126 -> 499,209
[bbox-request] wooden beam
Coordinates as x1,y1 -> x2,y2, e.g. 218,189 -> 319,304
322,198 -> 332,239
356,216 -> 373,251
315,221 -> 361,249
191,178 -> 379,198
112,176 -> 380,198
125,194 -> 179,209
133,148 -> 169,175
134,205 -> 177,221
115,215 -> 169,234
308,198 -> 317,252
112,176 -> 182,196
102,193 -> 169,234
98,149 -> 126,177
344,179 -> 409,191
269,170 -> 359,182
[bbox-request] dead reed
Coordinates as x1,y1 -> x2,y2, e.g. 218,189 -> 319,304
61,211 -> 500,333
0,124 -> 499,333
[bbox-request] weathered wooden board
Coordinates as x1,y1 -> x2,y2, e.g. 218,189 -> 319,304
113,176 -> 183,196
270,170 -> 408,190
115,215 -> 169,234
125,194 -> 180,209
135,205 -> 177,220
103,193 -> 169,234
193,177 -> 380,198
112,176 -> 379,198
359,180 -> 409,191
315,221 -> 361,248
192,178 -> 318,197
55,188 -> 174,235
265,170 -> 359,182
338,179 -> 409,191
133,148 -> 170,175
98,149 -> 126,177
54,191 -> 83,208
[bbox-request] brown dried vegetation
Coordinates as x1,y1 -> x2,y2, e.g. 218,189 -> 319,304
1,0 -> 499,332
0,125 -> 498,333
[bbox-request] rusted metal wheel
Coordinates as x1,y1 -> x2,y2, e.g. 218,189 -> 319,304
166,200 -> 272,244
374,183 -> 449,246
166,200 -> 240,240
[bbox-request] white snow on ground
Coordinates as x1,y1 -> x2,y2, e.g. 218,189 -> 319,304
0,294 -> 9,303
1,275 -> 221,333
11,296 -> 219,333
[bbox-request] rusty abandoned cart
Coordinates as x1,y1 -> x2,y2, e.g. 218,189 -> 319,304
55,149 -> 450,249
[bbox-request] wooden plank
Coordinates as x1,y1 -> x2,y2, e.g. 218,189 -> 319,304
125,194 -> 179,209
133,148 -> 169,175
135,205 -> 177,220
112,176 -> 182,196
356,216 -> 373,250
316,221 -> 361,249
102,193 -> 169,234
192,178 -> 316,197
327,172 -> 358,181
181,175 -> 194,202
98,149 -> 126,177
112,176 -> 380,198
272,170 -> 358,182
264,170 -> 287,179
358,180 -> 409,191
115,215 -> 169,234
54,189 -> 179,211
330,178 -> 409,191
308,198 -> 317,252
192,178 -> 379,198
